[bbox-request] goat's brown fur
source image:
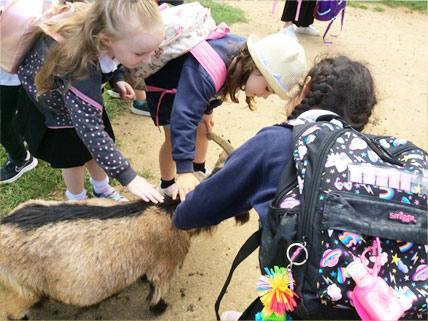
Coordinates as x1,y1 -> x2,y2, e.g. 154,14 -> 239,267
0,132 -> 249,319
0,198 -> 196,319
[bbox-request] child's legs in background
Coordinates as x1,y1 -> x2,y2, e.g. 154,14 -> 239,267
62,166 -> 85,195
86,159 -> 116,197
86,159 -> 107,181
0,85 -> 27,162
61,160 -> 108,197
159,123 -> 209,181
195,122 -> 208,164
62,160 -> 126,201
159,127 -> 175,181
135,89 -> 146,102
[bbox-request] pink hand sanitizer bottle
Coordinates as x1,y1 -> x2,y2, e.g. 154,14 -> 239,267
347,259 -> 411,321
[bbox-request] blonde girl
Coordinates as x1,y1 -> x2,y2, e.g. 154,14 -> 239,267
18,0 -> 164,203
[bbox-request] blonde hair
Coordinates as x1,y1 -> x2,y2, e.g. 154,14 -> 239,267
36,0 -> 162,93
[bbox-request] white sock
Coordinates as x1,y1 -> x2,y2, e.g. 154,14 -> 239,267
90,176 -> 109,194
66,189 -> 87,201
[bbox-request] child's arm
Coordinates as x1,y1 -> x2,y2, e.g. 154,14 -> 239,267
113,80 -> 135,100
60,73 -> 137,186
170,60 -> 219,174
109,66 -> 135,100
169,60 -> 219,200
173,126 -> 293,229
62,77 -> 162,203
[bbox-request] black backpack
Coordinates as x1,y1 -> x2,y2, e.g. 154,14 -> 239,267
215,116 -> 428,320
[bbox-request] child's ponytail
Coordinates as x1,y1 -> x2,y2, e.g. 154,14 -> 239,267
288,56 -> 377,131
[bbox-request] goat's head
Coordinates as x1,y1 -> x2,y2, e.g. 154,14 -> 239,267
207,132 -> 250,225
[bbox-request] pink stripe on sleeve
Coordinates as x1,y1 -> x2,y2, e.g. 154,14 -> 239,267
69,86 -> 104,112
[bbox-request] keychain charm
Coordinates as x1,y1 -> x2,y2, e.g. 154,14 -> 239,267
255,243 -> 308,320
256,266 -> 298,320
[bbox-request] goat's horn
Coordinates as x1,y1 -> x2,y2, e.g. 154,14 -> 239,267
207,132 -> 234,155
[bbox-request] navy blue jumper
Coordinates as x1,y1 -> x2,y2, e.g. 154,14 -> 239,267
145,34 -> 246,175
173,125 -> 293,229
173,110 -> 338,229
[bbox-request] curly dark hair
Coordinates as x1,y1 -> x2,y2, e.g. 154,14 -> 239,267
288,56 -> 377,131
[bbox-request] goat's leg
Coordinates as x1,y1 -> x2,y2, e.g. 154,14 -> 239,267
145,269 -> 174,315
0,284 -> 40,320
146,283 -> 168,315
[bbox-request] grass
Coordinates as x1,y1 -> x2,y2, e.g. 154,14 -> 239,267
0,2 -> 246,216
186,0 -> 247,25
0,157 -> 65,216
348,0 -> 427,11
348,2 -> 369,9
0,93 -> 129,217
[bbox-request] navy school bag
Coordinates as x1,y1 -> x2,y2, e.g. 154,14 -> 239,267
313,0 -> 346,44
215,115 -> 428,320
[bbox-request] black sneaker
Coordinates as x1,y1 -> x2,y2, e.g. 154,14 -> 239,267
0,152 -> 38,184
131,100 -> 151,116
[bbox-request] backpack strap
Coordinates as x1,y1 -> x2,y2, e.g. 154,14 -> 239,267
190,40 -> 226,93
295,0 -> 302,21
145,86 -> 177,132
315,114 -> 348,125
214,229 -> 262,320
190,22 -> 229,93
271,0 -> 278,14
322,7 -> 345,44
146,23 -> 229,131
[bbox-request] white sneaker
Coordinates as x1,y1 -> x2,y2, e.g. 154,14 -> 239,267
157,182 -> 176,198
193,166 -> 212,181
220,311 -> 242,321
295,25 -> 320,36
107,89 -> 120,98
280,25 -> 298,41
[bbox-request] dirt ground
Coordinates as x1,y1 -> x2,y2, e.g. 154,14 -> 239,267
28,1 -> 427,320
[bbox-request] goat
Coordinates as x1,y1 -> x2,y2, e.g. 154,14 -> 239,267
0,132 -> 248,320
0,198 -> 196,319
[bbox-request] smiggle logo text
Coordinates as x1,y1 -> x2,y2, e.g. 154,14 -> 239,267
389,211 -> 417,224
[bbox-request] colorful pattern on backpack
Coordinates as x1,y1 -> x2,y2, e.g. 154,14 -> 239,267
124,1 -> 228,90
260,117 -> 428,319
313,0 -> 346,44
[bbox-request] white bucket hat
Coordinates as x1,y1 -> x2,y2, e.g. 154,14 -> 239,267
247,33 -> 306,100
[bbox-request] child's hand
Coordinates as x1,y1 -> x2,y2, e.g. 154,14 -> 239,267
173,173 -> 200,201
203,113 -> 214,132
127,175 -> 164,203
114,81 -> 135,101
